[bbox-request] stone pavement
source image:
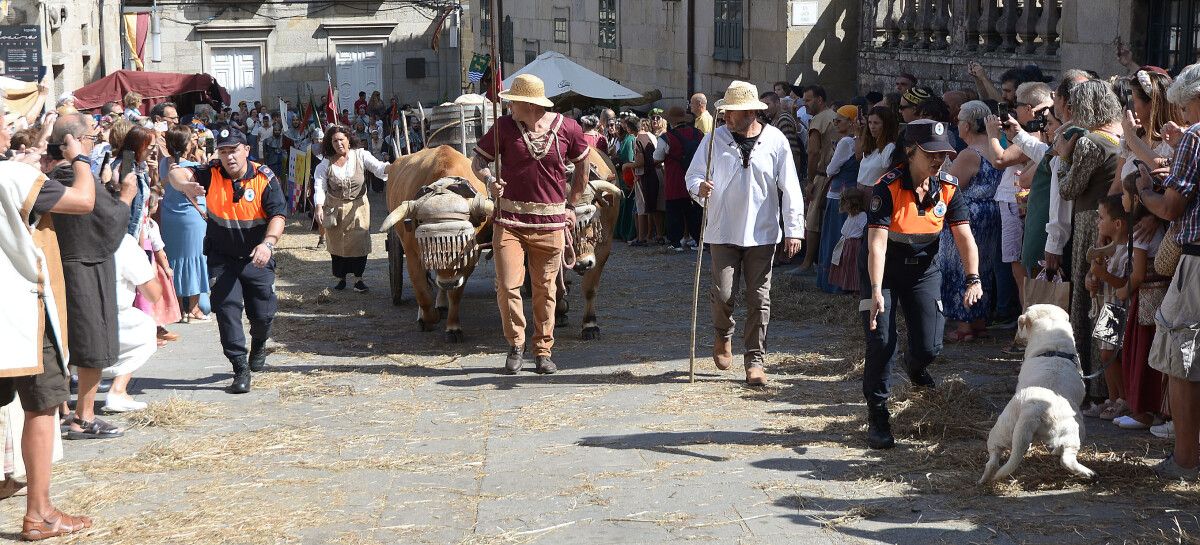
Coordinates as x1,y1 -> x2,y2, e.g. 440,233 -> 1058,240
0,195 -> 1193,544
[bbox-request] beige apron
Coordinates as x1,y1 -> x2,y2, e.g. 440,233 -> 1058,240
323,150 -> 372,257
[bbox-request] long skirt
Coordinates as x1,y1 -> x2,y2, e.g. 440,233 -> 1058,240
1068,211 -> 1101,395
614,180 -> 638,242
136,258 -> 182,327
1123,292 -> 1165,415
816,198 -> 847,293
830,237 -> 862,293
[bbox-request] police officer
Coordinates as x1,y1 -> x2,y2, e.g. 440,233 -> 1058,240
861,119 -> 983,449
168,124 -> 286,394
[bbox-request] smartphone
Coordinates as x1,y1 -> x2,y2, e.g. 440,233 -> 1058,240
118,150 -> 135,188
205,138 -> 215,155
100,151 -> 112,171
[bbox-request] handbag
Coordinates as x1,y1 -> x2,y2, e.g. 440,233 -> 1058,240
1156,223 -> 1182,277
1092,233 -> 1133,350
1023,268 -> 1070,311
1138,280 -> 1170,326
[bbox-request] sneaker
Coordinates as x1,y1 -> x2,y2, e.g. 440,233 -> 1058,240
1099,399 -> 1130,421
1082,399 -> 1114,419
333,278 -> 347,291
353,280 -> 369,292
668,244 -> 684,253
102,395 -> 148,413
1113,415 -> 1151,430
1153,455 -> 1200,480
1151,421 -> 1175,439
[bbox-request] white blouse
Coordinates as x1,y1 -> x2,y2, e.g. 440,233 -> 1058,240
857,142 -> 895,187
313,148 -> 390,206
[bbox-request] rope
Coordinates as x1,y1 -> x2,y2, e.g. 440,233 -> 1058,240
561,219 -> 577,270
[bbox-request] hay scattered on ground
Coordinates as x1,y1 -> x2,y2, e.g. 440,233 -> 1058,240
125,396 -> 218,429
772,275 -> 861,327
254,371 -> 356,401
813,503 -> 885,529
891,375 -> 995,441
770,352 -> 864,382
90,427 -> 323,475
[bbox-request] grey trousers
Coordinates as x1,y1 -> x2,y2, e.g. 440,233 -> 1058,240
710,243 -> 775,360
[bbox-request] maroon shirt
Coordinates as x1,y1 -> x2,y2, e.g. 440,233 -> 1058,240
475,114 -> 589,229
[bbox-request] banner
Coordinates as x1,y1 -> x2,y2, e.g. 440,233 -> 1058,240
287,147 -> 311,214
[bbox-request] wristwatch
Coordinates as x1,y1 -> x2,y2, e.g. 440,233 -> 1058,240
264,241 -> 276,252
72,155 -> 92,166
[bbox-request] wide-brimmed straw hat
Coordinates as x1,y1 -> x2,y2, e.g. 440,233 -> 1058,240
498,74 -> 554,108
715,81 -> 767,111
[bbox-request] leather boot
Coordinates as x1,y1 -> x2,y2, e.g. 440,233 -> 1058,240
228,356 -> 251,394
744,353 -> 767,386
535,355 -> 557,375
713,335 -> 733,370
503,346 -> 524,375
867,408 -> 895,450
248,338 -> 268,372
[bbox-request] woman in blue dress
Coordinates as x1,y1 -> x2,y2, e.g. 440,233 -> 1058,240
160,124 -> 211,321
940,101 -> 1002,341
817,106 -> 860,293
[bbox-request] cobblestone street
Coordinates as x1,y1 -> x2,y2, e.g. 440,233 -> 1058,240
1,194 -> 1194,545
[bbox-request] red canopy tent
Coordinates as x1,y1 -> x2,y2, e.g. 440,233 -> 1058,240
72,70 -> 231,114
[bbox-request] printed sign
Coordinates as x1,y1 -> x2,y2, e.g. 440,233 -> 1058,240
790,1 -> 819,26
0,25 -> 41,82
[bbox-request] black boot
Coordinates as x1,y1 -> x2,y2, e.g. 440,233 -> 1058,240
228,356 -> 252,394
248,338 -> 268,372
867,408 -> 895,450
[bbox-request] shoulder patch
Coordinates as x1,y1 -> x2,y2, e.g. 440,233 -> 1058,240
870,195 -> 883,212
877,168 -> 902,186
257,164 -> 276,179
937,171 -> 959,186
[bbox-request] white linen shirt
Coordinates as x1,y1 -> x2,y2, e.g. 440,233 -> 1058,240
684,124 -> 805,247
312,148 -> 391,206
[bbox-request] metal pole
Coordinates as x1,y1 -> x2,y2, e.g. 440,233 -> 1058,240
688,127 -> 717,384
458,103 -> 468,156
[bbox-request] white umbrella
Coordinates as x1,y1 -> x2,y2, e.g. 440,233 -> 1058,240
502,51 -> 641,101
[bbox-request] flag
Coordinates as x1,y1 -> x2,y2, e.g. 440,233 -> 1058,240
123,13 -> 150,70
430,6 -> 454,51
324,74 -> 337,127
467,54 -> 489,84
485,62 -> 503,102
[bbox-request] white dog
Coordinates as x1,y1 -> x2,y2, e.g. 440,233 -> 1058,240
979,304 -> 1096,483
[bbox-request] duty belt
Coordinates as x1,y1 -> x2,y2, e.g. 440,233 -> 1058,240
887,231 -> 940,246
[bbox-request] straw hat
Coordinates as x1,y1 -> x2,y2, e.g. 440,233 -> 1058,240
498,74 -> 554,108
715,81 -> 767,111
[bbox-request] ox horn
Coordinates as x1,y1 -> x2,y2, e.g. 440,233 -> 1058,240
469,194 -> 494,223
588,180 -> 623,201
378,201 -> 412,233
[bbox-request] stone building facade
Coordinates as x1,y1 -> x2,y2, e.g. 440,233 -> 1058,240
470,0 -> 861,105
1,0 -> 122,105
124,1 -> 465,112
856,0 -> 1141,96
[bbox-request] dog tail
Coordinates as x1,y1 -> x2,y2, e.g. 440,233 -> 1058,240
993,412 -> 1039,480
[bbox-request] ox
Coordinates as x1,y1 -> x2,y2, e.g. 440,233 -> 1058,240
379,146 -> 493,342
556,148 -> 623,340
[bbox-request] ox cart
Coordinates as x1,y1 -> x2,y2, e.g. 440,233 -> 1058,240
387,98 -> 496,306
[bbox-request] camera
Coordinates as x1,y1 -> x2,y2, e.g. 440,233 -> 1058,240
1024,109 -> 1049,133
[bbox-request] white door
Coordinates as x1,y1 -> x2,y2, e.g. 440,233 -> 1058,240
210,46 -> 261,106
335,44 -> 383,114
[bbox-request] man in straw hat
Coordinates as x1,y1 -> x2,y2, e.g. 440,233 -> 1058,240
685,81 -> 805,386
472,73 -> 591,375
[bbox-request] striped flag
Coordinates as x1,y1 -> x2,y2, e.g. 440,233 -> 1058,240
468,54 -> 489,84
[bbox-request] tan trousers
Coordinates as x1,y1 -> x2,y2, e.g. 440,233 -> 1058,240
494,226 -> 564,357
710,243 -> 775,359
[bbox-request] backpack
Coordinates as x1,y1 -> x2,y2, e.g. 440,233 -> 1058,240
666,127 -> 703,168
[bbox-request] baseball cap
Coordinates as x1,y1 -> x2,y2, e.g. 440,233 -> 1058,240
903,120 -> 957,156
836,105 -> 859,120
212,124 -> 247,148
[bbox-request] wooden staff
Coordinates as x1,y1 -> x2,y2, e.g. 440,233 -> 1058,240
489,0 -> 502,202
688,122 -> 717,383
400,113 -> 412,155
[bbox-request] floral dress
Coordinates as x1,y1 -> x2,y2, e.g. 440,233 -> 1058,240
939,149 -> 1002,322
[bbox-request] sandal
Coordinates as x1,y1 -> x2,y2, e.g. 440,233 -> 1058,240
944,330 -> 975,343
65,416 -> 124,440
21,508 -> 92,541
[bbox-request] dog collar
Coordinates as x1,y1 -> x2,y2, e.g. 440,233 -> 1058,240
1035,350 -> 1078,362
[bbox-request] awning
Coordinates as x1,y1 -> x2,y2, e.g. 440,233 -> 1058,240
72,70 -> 231,113
503,51 -> 642,102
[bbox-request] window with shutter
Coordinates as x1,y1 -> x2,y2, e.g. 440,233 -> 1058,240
599,0 -> 618,49
1146,0 -> 1198,74
501,16 -> 515,63
714,0 -> 743,62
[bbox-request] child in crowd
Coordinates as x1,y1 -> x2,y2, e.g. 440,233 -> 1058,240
1113,173 -> 1169,432
106,234 -> 161,413
829,186 -> 868,294
136,195 -> 182,345
1082,195 -> 1131,420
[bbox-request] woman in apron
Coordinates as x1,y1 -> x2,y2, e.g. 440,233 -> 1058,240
313,126 -> 392,292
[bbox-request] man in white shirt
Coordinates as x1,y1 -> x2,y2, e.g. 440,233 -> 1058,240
686,81 -> 805,386
1045,70 -> 1091,274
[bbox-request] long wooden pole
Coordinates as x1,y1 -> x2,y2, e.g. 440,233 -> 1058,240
489,0 -> 502,195
688,123 -> 717,383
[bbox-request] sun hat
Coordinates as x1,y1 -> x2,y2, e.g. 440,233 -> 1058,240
715,81 -> 768,111
498,74 -> 554,108
836,105 -> 859,120
902,87 -> 933,106
903,119 -> 957,156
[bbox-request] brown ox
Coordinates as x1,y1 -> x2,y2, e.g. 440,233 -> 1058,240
379,146 -> 493,342
557,148 -> 622,340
